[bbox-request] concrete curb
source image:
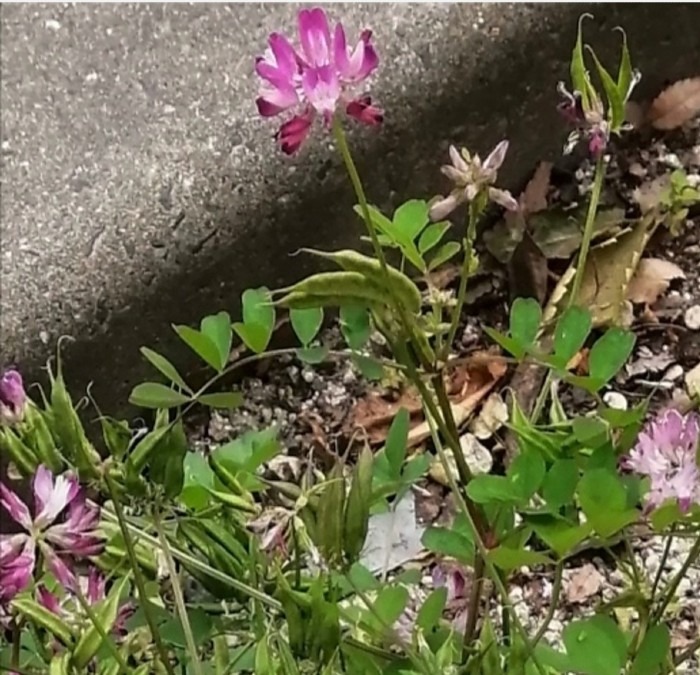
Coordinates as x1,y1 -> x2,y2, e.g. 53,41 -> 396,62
2,3 -> 699,413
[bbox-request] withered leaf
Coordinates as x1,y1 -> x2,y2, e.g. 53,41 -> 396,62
520,161 -> 552,215
508,230 -> 548,304
346,353 -> 507,447
626,257 -> 685,305
565,563 -> 604,604
648,76 -> 700,130
529,206 -> 627,259
544,214 -> 658,327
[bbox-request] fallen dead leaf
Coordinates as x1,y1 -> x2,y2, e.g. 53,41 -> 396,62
426,261 -> 461,289
520,161 -> 552,215
470,392 -> 508,439
565,563 -> 605,604
347,353 -> 507,447
626,257 -> 686,305
648,76 -> 700,130
544,214 -> 659,327
508,230 -> 549,304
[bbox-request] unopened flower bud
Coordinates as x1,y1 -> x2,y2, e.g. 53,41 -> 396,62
0,369 -> 27,425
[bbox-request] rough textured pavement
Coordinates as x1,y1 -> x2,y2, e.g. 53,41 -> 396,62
1,3 -> 700,413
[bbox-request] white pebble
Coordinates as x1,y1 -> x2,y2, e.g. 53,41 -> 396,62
684,305 -> 700,330
603,391 -> 628,410
45,19 -> 61,31
661,153 -> 683,169
663,364 -> 684,382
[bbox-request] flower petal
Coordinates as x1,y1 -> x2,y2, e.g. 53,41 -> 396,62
37,586 -> 62,615
429,193 -> 461,221
0,482 -> 32,530
34,470 -> 79,530
345,96 -> 383,126
275,113 -> 314,155
483,140 -> 509,172
334,24 -> 378,82
302,65 -> 340,119
448,145 -> 469,175
298,7 -> 332,67
41,545 -> 76,590
489,187 -> 519,212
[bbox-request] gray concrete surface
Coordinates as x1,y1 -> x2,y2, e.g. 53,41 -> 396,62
1,3 -> 699,414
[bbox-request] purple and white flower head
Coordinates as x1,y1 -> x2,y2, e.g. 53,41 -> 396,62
0,465 -> 103,603
625,409 -> 700,513
0,369 -> 27,425
429,141 -> 519,221
255,7 -> 382,154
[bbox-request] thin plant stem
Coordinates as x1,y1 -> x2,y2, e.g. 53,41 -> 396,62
674,637 -> 700,666
73,586 -> 132,674
651,531 -> 675,599
441,200 -> 480,363
653,533 -> 700,622
533,561 -> 564,645
530,154 -> 606,423
103,473 -> 177,675
424,413 -> 548,675
153,508 -> 204,675
10,623 -> 20,672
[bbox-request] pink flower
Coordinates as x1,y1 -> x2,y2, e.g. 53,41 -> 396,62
429,142 -> 519,221
0,535 -> 35,603
557,82 -> 609,159
0,369 -> 27,425
0,466 -> 103,599
255,7 -> 381,153
432,563 -> 471,634
625,409 -> 700,513
37,568 -> 133,636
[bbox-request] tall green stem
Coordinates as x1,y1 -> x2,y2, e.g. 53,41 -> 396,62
530,155 -> 606,423
441,199 -> 480,363
153,509 -> 204,675
104,473 -> 177,675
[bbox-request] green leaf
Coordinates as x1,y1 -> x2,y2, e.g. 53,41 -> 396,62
507,447 -> 546,501
352,354 -> 384,381
542,459 -> 579,509
509,297 -> 541,353
129,383 -> 190,409
466,475 -> 519,504
416,588 -> 447,633
588,47 -> 625,131
428,241 -> 461,271
232,322 -> 271,355
242,287 -> 274,331
553,306 -> 592,366
483,327 -> 525,360
73,576 -> 131,668
354,204 -> 395,240
196,392 -> 244,409
173,324 -> 222,371
140,347 -> 191,392
296,346 -> 329,364
345,563 -> 381,592
578,468 -> 638,537
563,615 -> 627,675
385,408 -> 409,478
650,501 -> 683,532
340,304 -> 371,350
371,586 -> 409,630
527,514 -> 593,557
421,526 -> 474,564
588,328 -> 635,390
201,311 -> 233,369
487,546 -> 553,571
149,418 -> 189,499
11,597 -> 74,645
181,451 -> 214,510
290,307 -> 324,346
572,417 -> 609,448
629,623 -> 670,675
615,28 -> 634,102
418,222 -> 450,254
393,200 -> 429,242
571,13 -> 593,110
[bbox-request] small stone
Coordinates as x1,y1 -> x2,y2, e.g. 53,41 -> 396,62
661,152 -> 683,170
301,368 -> 315,384
45,19 -> 61,31
603,391 -> 628,410
628,161 -> 646,178
663,364 -> 684,382
684,305 -> 700,330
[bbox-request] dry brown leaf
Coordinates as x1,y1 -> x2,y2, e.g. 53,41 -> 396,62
426,262 -> 461,290
648,76 -> 700,130
626,257 -> 686,305
565,563 -> 604,604
347,353 -> 507,447
520,161 -> 552,215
